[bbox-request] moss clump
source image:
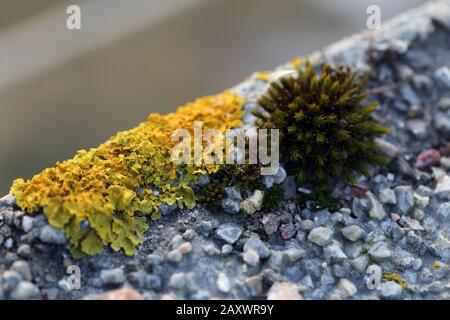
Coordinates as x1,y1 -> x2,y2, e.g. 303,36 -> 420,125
382,271 -> 408,289
11,92 -> 243,257
254,63 -> 389,205
262,184 -> 284,212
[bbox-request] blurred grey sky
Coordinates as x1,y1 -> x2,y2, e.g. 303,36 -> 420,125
0,0 -> 427,194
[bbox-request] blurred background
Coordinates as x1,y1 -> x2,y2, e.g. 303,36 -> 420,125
0,0 -> 427,194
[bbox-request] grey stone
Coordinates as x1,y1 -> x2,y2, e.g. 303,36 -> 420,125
99,268 -> 125,286
375,138 -> 400,159
216,273 -> 231,293
2,270 -> 22,292
394,186 -> 415,215
168,272 -> 186,290
380,281 -> 403,299
368,242 -> 392,261
281,176 -> 297,200
21,216 -> 34,233
308,227 -> 333,247
273,167 -> 287,184
221,244 -> 233,255
323,241 -> 347,261
10,260 -> 32,281
221,198 -> 240,214
169,235 -> 183,249
167,249 -> 183,263
198,174 -> 210,187
159,203 -> 177,215
434,113 -> 450,138
434,66 -> 450,88
243,249 -> 260,267
351,255 -> 369,273
0,194 -> 16,207
17,244 -> 31,258
268,251 -> 290,271
216,223 -> 243,244
379,188 -> 397,205
279,223 -> 296,240
267,282 -> 303,300
224,187 -> 242,200
341,225 -> 364,242
283,248 -> 306,263
336,278 -> 358,299
39,225 -> 66,245
243,236 -> 270,259
437,202 -> 450,220
9,281 -> 39,300
244,276 -> 263,297
261,214 -> 280,235
182,229 -> 195,241
146,251 -> 165,266
178,242 -> 192,255
366,192 -> 386,221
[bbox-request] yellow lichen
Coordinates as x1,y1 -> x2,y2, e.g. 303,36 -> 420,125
289,56 -> 303,69
432,261 -> 442,270
255,71 -> 272,81
382,271 -> 408,289
11,92 -> 243,257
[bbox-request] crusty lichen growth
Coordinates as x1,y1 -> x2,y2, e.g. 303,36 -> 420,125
11,92 -> 243,257
382,271 -> 408,289
254,63 -> 389,206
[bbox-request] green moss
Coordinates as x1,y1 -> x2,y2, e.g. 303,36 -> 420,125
254,62 -> 389,206
262,184 -> 284,212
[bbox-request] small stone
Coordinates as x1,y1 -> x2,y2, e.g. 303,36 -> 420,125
351,255 -> 369,273
221,244 -> 233,255
437,202 -> 450,221
159,203 -> 177,215
243,249 -> 260,267
380,281 -> 403,299
281,176 -> 297,200
415,149 -> 441,170
203,244 -> 221,256
366,192 -> 386,221
178,242 -> 192,255
299,219 -> 314,231
198,174 -> 210,187
336,278 -> 357,299
267,282 -> 303,300
283,248 -> 306,263
243,236 -> 270,259
375,138 -> 400,159
394,186 -> 415,215
169,235 -> 183,249
379,188 -> 397,205
245,276 -> 263,297
406,119 -> 427,139
168,272 -> 186,290
167,249 -> 183,263
438,97 -> 450,111
261,214 -> 280,235
308,227 -> 333,247
434,66 -> 450,88
341,225 -> 364,242
146,251 -> 165,266
279,223 -> 296,240
39,225 -> 66,245
240,190 -> 264,214
273,167 -> 287,184
86,288 -> 143,300
21,216 -> 34,233
435,175 -> 450,199
10,260 -> 32,281
2,270 -> 22,292
182,229 -> 195,241
17,244 -> 31,257
216,273 -> 231,293
368,242 -> 392,261
268,251 -> 289,271
216,223 -> 243,244
9,281 -> 39,300
221,198 -> 240,214
100,268 -> 125,286
0,194 -> 16,207
324,241 -> 347,261
434,113 -> 450,138
224,187 -> 242,200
